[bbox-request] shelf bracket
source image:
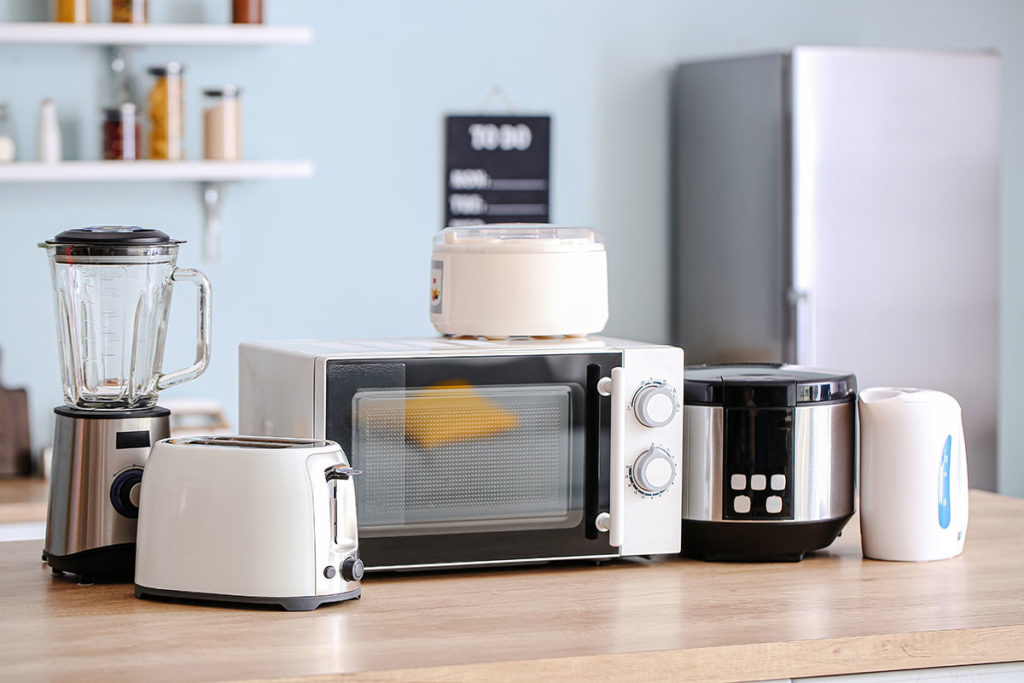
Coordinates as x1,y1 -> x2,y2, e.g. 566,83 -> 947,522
201,182 -> 224,262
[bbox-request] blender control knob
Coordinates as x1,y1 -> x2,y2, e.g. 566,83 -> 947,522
631,446 -> 676,495
128,482 -> 142,508
110,467 -> 145,518
633,382 -> 678,428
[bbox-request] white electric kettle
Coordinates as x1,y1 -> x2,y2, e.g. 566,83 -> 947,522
858,387 -> 969,562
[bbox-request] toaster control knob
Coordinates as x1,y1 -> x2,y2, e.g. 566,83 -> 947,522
324,566 -> 337,579
631,446 -> 676,495
341,557 -> 365,582
633,383 -> 678,428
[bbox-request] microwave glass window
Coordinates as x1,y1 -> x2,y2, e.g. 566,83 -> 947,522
351,383 -> 582,536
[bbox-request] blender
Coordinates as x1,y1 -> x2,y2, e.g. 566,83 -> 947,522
40,226 -> 211,580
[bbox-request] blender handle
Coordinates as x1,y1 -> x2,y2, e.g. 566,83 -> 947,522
156,267 -> 212,391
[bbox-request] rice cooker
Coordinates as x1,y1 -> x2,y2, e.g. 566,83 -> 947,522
681,364 -> 857,561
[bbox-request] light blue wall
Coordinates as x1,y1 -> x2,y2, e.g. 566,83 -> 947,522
1,0 -> 1021,494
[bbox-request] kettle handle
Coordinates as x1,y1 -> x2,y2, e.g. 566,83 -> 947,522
155,267 -> 212,391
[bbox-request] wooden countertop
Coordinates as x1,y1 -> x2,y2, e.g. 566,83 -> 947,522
1,490 -> 1023,681
0,477 -> 48,524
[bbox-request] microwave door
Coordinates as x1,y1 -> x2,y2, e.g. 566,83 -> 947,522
326,352 -> 620,569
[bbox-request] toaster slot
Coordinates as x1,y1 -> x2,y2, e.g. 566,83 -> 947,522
325,465 -> 359,546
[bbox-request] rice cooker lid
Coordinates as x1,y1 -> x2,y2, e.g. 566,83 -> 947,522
684,363 -> 857,408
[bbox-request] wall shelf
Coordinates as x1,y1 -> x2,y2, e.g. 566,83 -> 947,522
0,160 -> 314,183
0,22 -> 313,46
0,161 -> 313,260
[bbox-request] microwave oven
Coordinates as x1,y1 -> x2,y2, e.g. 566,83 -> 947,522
238,336 -> 683,571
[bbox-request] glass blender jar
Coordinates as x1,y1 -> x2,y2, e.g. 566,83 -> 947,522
42,226 -> 211,409
40,226 -> 211,580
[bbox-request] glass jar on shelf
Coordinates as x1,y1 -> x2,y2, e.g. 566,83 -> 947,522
111,0 -> 148,23
102,103 -> 141,160
232,0 -> 262,24
203,86 -> 242,161
55,0 -> 90,23
147,63 -> 185,161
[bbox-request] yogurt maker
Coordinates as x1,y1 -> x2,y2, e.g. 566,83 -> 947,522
429,224 -> 608,338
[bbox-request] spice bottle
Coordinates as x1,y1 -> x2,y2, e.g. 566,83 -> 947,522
232,0 -> 262,24
37,99 -> 62,163
203,86 -> 242,160
55,0 -> 90,22
111,0 -> 148,23
147,63 -> 185,161
0,104 -> 16,163
103,103 -> 141,160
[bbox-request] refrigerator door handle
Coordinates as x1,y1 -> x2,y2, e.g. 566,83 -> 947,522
788,286 -> 814,365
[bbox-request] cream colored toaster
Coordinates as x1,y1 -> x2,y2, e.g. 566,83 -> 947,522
135,435 -> 363,611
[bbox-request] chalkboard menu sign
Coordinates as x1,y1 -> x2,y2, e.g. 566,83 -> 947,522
444,115 -> 551,226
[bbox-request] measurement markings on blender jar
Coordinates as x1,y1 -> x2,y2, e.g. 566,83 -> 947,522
444,115 -> 551,227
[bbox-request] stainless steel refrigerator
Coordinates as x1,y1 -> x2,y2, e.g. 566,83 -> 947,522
671,47 -> 1000,490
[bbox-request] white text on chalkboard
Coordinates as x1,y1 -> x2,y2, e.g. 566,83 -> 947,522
468,123 -> 533,151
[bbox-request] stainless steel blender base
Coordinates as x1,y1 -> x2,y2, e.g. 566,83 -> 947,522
44,406 -> 169,581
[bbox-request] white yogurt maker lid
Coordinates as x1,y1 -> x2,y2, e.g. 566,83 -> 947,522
433,224 -> 605,253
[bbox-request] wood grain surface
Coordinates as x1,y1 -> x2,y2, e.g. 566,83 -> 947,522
1,490 -> 1023,681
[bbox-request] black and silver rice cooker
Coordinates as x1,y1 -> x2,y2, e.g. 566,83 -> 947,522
681,364 -> 856,561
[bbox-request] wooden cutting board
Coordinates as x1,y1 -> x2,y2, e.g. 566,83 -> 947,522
0,350 -> 31,477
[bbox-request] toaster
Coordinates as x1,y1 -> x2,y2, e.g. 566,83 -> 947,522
135,435 -> 363,611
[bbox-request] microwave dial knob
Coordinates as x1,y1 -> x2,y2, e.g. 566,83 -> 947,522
633,382 -> 678,428
631,446 -> 676,495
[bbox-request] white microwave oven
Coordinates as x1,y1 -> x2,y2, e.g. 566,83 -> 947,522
239,336 -> 683,571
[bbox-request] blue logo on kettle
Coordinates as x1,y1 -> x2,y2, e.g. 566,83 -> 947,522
939,435 -> 952,529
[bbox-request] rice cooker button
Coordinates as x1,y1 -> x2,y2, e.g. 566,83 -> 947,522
766,496 -> 783,514
771,474 -> 786,491
733,495 -> 751,514
750,474 -> 767,491
633,383 -> 678,428
730,474 -> 746,490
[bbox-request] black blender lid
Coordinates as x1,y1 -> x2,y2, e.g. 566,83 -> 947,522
684,363 -> 857,408
47,226 -> 175,245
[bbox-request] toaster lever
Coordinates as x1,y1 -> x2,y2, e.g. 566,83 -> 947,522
325,465 -> 361,481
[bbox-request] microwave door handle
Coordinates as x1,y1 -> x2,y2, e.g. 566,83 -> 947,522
584,364 -> 603,540
597,367 -> 625,547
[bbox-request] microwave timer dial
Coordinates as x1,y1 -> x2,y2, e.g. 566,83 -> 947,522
630,445 -> 677,496
632,381 -> 679,428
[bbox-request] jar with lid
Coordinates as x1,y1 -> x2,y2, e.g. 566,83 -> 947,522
55,0 -> 90,22
147,63 -> 185,161
232,0 -> 262,23
103,103 -> 141,160
111,0 -> 148,23
203,86 -> 242,160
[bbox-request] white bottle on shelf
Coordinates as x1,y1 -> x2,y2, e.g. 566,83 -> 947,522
37,99 -> 62,163
0,103 -> 15,162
